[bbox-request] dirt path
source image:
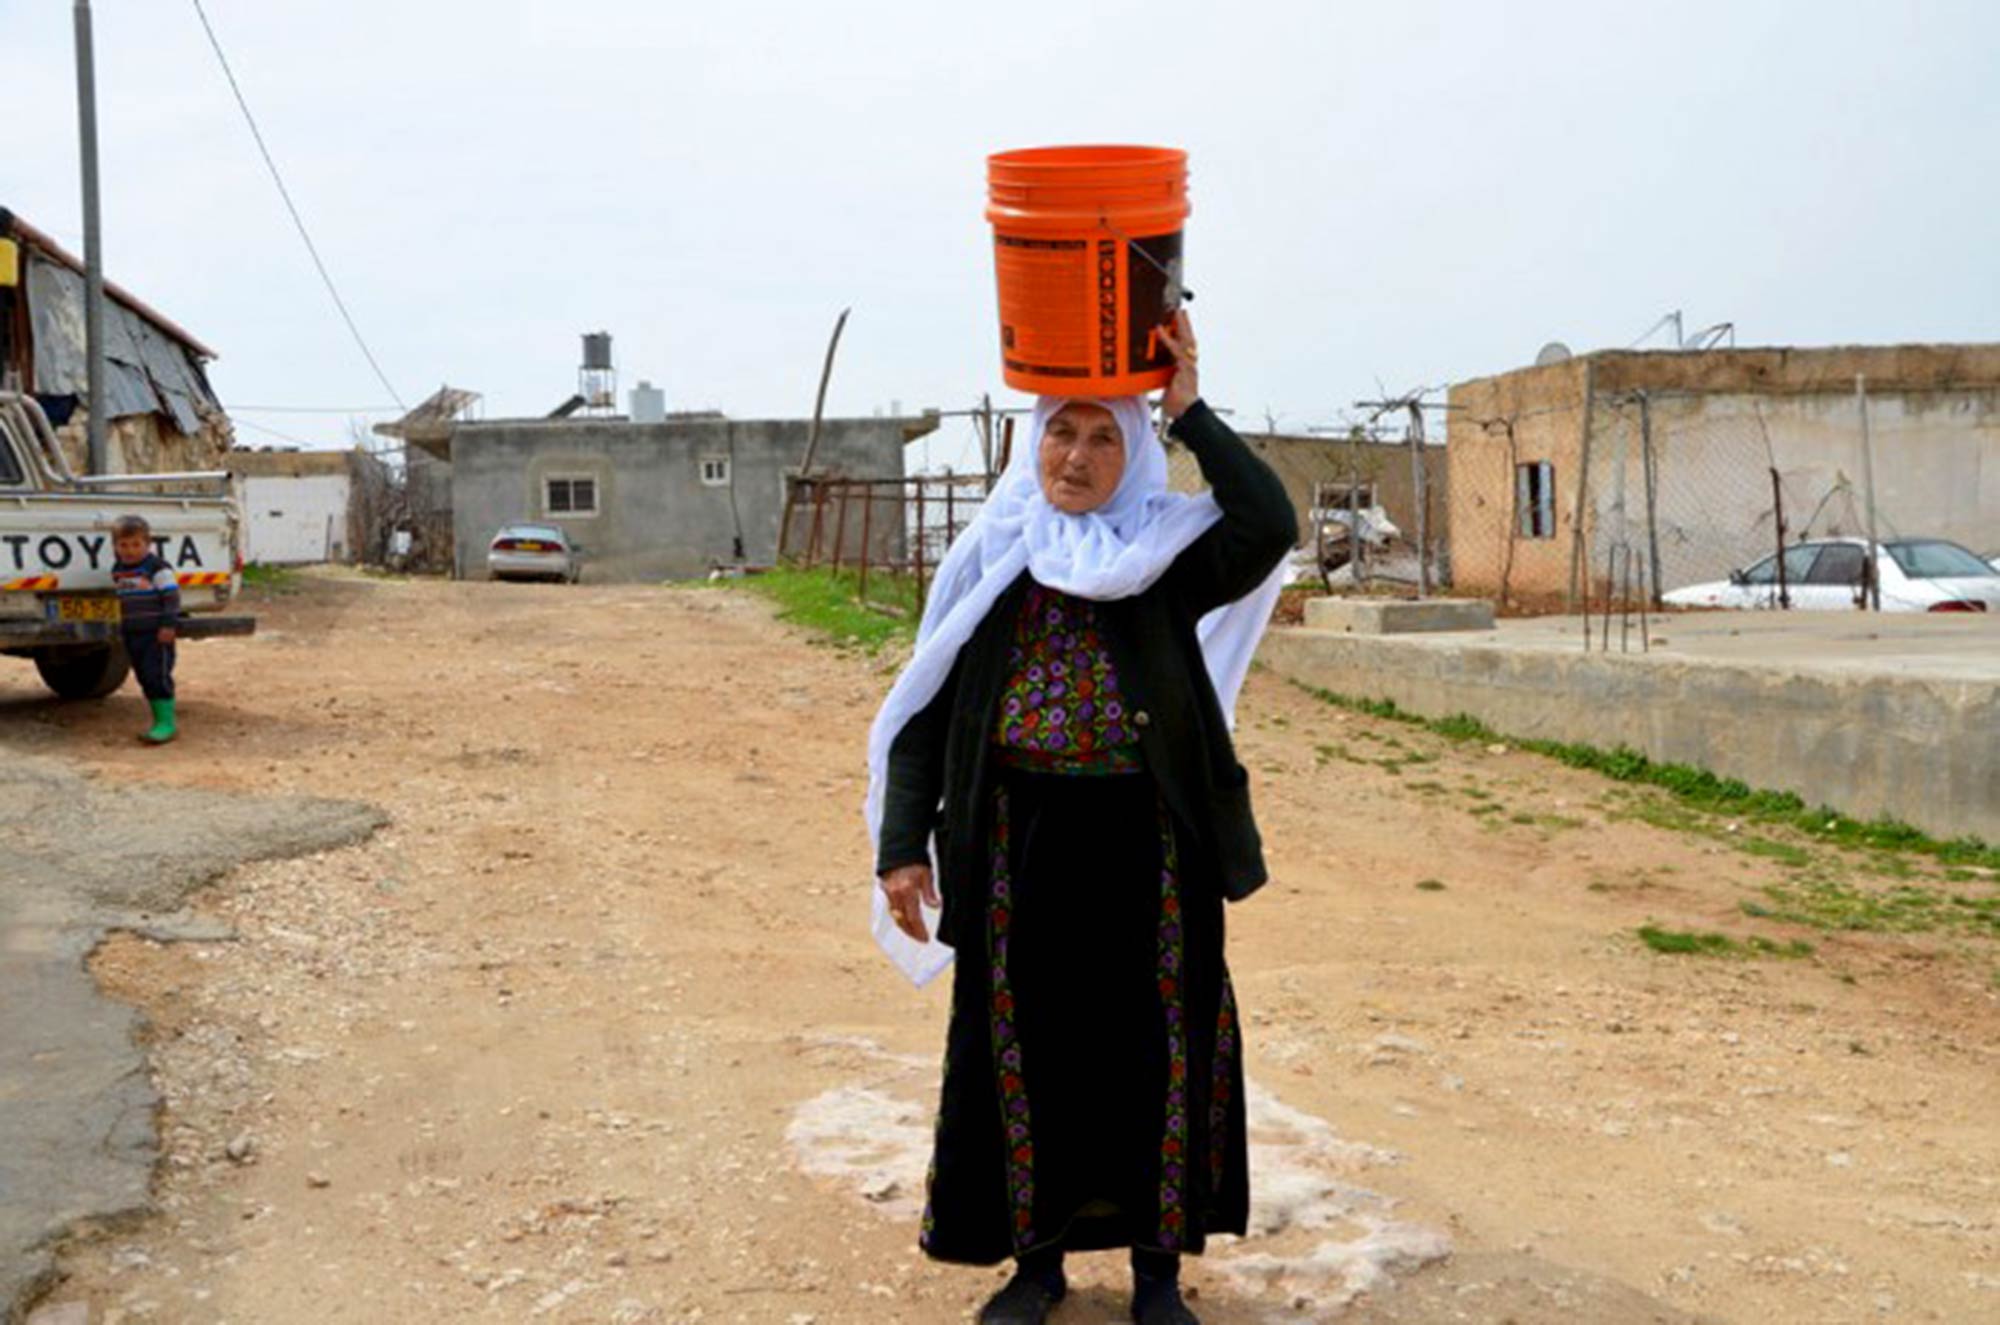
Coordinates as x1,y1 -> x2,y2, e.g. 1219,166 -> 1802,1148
9,571 -> 1996,1324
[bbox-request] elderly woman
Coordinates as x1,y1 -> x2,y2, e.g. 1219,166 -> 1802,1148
867,318 -> 1295,1325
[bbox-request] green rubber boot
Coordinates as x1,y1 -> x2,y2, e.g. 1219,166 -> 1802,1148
141,698 -> 177,745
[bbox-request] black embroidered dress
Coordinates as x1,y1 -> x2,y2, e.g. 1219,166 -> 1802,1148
918,582 -> 1249,1265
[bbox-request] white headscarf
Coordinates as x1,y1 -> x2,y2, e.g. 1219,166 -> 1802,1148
865,395 -> 1286,986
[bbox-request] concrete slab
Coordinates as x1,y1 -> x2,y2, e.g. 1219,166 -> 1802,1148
0,750 -> 384,1317
1303,596 -> 1496,634
1259,611 -> 2000,843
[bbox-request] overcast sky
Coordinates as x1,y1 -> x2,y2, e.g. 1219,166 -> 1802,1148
11,0 -> 1999,463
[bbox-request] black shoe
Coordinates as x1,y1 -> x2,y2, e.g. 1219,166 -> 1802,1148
1131,1276 -> 1200,1325
979,1268 -> 1067,1325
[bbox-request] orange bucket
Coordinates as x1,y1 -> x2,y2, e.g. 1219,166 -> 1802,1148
986,145 -> 1190,397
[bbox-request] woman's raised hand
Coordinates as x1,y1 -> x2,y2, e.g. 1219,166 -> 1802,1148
880,862 -> 941,943
1157,310 -> 1199,422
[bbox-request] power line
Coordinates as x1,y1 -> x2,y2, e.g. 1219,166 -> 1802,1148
188,0 -> 407,412
230,402 -> 403,414
230,414 -> 318,447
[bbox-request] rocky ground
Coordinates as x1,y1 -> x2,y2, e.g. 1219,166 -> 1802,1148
5,569 -> 1996,1324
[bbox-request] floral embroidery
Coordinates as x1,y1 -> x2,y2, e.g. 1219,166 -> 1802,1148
988,785 -> 1037,1250
1155,800 -> 1189,1249
1210,976 -> 1238,1197
993,583 -> 1142,775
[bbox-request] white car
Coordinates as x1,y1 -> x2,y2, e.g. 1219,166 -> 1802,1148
487,523 -> 582,584
1664,537 -> 1999,614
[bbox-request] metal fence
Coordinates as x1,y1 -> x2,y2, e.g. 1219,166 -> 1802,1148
785,473 -> 991,608
1445,377 -> 1933,617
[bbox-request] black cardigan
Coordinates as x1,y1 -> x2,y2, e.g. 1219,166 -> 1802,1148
876,399 -> 1299,949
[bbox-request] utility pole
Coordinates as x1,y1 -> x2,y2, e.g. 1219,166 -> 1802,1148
74,0 -> 108,474
1353,389 -> 1455,599
1405,400 -> 1430,597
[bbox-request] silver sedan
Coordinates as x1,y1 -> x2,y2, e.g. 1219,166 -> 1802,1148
487,523 -> 582,583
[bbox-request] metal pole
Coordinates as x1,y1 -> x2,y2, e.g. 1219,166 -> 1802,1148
1566,359 -> 1597,612
977,393 -> 995,482
1407,402 -> 1429,597
913,482 -> 927,606
831,483 -> 848,572
1770,468 -> 1791,610
1856,374 -> 1882,611
1639,392 -> 1664,608
74,0 -> 109,475
1349,435 -> 1366,588
858,482 -> 874,601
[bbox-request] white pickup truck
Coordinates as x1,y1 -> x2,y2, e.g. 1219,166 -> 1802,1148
0,391 -> 254,698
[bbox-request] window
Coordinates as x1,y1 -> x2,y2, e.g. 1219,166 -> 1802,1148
544,475 -> 598,516
699,457 -> 730,487
1742,544 -> 1821,585
1886,540 -> 1992,579
1514,461 -> 1555,539
1805,544 -> 1867,586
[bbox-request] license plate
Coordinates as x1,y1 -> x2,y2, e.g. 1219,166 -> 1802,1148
516,542 -> 548,552
52,596 -> 121,623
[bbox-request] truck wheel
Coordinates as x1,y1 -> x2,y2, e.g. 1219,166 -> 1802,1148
34,643 -> 133,700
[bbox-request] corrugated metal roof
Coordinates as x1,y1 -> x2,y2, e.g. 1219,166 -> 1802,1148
1,207 -> 219,360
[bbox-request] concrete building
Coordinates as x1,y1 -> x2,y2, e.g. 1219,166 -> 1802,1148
224,448 -> 391,565
426,411 -> 937,581
0,207 -> 233,474
1446,345 -> 2000,609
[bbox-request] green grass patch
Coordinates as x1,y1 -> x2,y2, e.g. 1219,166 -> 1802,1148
240,563 -> 302,593
734,567 -> 919,652
1745,877 -> 2000,937
1313,742 -> 1368,767
1290,681 -> 2000,874
1637,925 -> 1814,960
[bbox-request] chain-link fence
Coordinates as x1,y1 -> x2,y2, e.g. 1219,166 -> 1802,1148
1444,378 -> 1966,616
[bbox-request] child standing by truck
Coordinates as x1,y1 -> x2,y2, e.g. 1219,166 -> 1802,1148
110,514 -> 180,744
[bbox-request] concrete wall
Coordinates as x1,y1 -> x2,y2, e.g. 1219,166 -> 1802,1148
447,415 -> 914,581
1259,626 -> 2000,845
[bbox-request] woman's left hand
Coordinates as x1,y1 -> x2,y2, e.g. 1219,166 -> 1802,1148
1157,310 -> 1199,422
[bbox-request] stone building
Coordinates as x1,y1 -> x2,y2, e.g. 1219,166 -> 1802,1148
0,207 -> 232,473
1445,345 -> 2000,609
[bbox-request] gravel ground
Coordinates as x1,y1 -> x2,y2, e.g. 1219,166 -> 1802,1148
6,568 -> 1997,1324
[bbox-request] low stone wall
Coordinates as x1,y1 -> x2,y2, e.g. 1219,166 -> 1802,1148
1258,627 -> 2000,844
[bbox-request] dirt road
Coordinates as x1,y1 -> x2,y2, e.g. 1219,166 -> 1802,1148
8,571 -> 1996,1324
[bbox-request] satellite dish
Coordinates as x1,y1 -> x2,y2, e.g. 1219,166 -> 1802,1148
1535,341 -> 1573,366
